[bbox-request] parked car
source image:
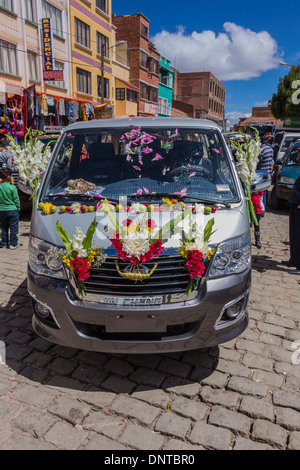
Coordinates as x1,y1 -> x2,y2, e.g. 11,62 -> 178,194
273,132 -> 300,162
270,141 -> 300,209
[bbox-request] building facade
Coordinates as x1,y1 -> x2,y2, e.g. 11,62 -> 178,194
174,71 -> 225,125
158,55 -> 173,117
112,12 -> 160,117
0,0 -> 73,133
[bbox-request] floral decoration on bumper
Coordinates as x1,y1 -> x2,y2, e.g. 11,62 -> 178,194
50,218 -> 106,298
46,200 -> 216,297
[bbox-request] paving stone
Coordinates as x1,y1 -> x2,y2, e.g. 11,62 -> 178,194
9,384 -> 57,408
82,411 -> 127,439
242,351 -> 274,372
288,432 -> 300,450
252,369 -> 284,389
216,358 -> 251,378
170,396 -> 209,421
132,385 -> 171,409
233,437 -> 274,450
239,396 -> 274,421
120,423 -> 165,450
72,364 -> 108,387
272,390 -> 300,412
252,419 -> 287,448
208,405 -> 251,436
47,395 -> 90,425
101,375 -> 136,394
275,407 -> 300,431
130,366 -> 165,387
110,396 -> 161,426
79,387 -> 116,411
44,421 -> 88,450
189,422 -> 232,450
3,433 -> 56,450
161,376 -> 201,397
227,376 -> 268,397
104,358 -> 134,376
12,407 -> 57,437
84,433 -> 129,450
155,411 -> 191,439
200,386 -> 240,409
157,357 -> 191,378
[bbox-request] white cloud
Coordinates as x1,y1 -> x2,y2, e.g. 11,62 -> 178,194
225,111 -> 251,130
152,23 -> 281,81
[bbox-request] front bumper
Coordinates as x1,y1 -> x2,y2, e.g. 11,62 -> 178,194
28,266 -> 250,354
276,184 -> 293,201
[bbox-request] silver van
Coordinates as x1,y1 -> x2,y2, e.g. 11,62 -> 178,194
28,118 -> 252,353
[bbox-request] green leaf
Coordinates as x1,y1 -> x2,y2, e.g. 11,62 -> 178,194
203,218 -> 215,242
101,199 -> 119,229
82,217 -> 97,250
56,221 -> 72,252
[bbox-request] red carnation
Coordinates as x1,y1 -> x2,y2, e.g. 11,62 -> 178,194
70,256 -> 90,281
186,250 -> 205,278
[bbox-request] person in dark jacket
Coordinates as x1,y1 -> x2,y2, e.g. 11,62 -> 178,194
287,176 -> 300,274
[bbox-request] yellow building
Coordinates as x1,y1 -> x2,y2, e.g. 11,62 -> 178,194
111,25 -> 138,117
70,0 -> 114,108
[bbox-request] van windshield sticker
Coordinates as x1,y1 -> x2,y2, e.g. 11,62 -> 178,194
216,184 -> 230,192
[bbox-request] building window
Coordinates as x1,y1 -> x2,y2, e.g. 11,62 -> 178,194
159,97 -> 168,115
97,76 -> 109,99
141,24 -> 148,39
140,82 -> 147,100
0,40 -> 18,75
0,0 -> 14,12
96,0 -> 108,14
148,86 -> 158,103
127,89 -> 137,103
140,51 -> 148,69
76,68 -> 91,95
148,58 -> 159,75
75,18 -> 90,49
97,32 -> 109,57
116,88 -> 125,100
42,1 -> 63,37
27,51 -> 39,81
24,0 -> 35,22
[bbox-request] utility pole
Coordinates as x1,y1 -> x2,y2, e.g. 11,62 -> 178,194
101,42 -> 105,104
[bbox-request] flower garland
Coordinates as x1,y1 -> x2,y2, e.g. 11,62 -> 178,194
230,128 -> 261,226
6,128 -> 52,206
53,218 -> 106,297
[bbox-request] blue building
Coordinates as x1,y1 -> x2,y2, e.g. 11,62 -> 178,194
158,55 -> 174,117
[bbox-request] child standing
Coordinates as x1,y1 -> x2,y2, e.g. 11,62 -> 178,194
0,168 -> 20,249
251,191 -> 263,248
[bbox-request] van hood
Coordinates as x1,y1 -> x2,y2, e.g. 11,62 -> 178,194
30,203 -> 249,252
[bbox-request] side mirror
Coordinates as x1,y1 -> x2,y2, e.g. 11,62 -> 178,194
251,171 -> 272,192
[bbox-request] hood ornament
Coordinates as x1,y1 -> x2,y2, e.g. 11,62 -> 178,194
115,261 -> 157,281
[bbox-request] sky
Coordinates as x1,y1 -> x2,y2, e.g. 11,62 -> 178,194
111,0 -> 300,129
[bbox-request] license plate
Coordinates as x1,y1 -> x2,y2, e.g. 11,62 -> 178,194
99,296 -> 163,306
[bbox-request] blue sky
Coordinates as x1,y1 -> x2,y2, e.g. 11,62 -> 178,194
112,0 -> 300,128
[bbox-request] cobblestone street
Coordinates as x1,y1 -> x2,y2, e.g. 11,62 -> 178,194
0,206 -> 299,450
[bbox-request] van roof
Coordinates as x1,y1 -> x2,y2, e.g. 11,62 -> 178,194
64,117 -> 221,133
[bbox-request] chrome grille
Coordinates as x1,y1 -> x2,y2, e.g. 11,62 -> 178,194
82,255 -> 191,296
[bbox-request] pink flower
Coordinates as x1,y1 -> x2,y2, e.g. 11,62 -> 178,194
152,153 -> 163,161
133,166 -> 141,171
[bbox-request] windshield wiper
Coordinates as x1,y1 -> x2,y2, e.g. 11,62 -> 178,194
44,194 -> 120,203
183,196 -> 238,207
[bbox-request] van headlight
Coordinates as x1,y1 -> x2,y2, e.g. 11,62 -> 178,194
29,236 -> 66,279
208,232 -> 251,278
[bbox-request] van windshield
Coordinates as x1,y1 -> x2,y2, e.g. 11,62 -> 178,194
41,126 -> 239,204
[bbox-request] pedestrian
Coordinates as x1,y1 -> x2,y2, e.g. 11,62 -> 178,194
257,136 -> 274,212
251,190 -> 263,248
0,140 -> 13,169
286,176 -> 300,274
0,167 -> 20,249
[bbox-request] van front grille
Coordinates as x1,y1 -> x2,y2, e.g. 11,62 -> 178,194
82,255 -> 191,296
